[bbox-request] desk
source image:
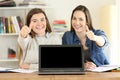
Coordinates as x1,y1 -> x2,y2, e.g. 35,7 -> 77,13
0,72 -> 120,80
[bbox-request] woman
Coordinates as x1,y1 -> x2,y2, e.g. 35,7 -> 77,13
62,5 -> 109,71
18,8 -> 61,70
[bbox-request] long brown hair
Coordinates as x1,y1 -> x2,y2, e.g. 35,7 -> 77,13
26,8 -> 52,38
70,5 -> 94,31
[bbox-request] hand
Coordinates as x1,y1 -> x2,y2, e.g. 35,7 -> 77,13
84,61 -> 97,71
20,24 -> 32,38
86,25 -> 96,41
19,63 -> 30,69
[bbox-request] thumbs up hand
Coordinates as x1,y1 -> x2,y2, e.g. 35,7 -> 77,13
86,25 -> 96,41
20,24 -> 32,38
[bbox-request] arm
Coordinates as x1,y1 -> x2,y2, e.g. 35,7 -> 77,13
18,34 -> 31,50
18,25 -> 32,50
30,64 -> 38,70
86,31 -> 105,47
86,26 -> 106,47
94,35 -> 105,47
84,61 -> 97,71
19,63 -> 38,70
53,33 -> 62,44
62,31 -> 70,44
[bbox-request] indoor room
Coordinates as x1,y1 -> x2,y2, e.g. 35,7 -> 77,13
0,0 -> 120,79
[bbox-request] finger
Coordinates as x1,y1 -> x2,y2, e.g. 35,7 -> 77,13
89,62 -> 96,66
87,63 -> 96,70
24,25 -> 30,33
86,25 -> 90,32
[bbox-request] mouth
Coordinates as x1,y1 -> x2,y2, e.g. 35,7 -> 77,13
75,26 -> 81,29
36,26 -> 44,30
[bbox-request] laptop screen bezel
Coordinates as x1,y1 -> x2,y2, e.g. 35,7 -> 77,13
38,45 -> 85,74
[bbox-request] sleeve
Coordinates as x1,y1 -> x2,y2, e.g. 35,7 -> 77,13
18,34 -> 32,65
49,32 -> 62,45
17,34 -> 31,50
30,63 -> 38,70
62,32 -> 68,44
54,33 -> 62,44
94,30 -> 109,49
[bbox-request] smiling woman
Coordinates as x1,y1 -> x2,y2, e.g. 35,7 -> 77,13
18,8 -> 62,70
62,5 -> 110,71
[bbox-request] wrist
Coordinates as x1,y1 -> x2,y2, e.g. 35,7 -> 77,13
94,35 -> 97,42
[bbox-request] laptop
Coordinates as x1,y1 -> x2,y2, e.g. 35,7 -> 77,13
38,45 -> 85,75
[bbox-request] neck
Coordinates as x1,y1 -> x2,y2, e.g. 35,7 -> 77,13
76,31 -> 88,50
76,31 -> 86,40
37,32 -> 46,37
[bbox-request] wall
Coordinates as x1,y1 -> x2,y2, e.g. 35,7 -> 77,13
15,0 -> 115,28
45,0 -> 115,29
116,0 -> 120,64
100,5 -> 118,65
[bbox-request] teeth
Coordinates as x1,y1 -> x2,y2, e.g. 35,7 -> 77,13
76,26 -> 80,28
76,26 -> 81,29
37,26 -> 43,29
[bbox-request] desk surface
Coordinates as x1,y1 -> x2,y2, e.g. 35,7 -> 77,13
0,72 -> 120,80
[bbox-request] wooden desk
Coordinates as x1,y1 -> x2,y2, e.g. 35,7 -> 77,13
0,72 -> 120,80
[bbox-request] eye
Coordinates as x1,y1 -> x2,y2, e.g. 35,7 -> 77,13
79,18 -> 84,21
72,17 -> 77,20
33,20 -> 37,22
31,19 -> 37,23
40,18 -> 46,22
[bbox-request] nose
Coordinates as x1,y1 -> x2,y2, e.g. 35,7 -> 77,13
76,19 -> 80,25
37,20 -> 42,25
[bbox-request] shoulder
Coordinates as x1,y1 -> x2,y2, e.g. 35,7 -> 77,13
63,31 -> 74,37
93,29 -> 106,35
47,32 -> 61,39
62,31 -> 77,42
47,32 -> 62,44
18,34 -> 32,42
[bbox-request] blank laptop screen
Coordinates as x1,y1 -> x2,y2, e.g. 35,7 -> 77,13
39,45 -> 83,69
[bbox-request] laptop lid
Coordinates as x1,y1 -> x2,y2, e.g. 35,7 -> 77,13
38,45 -> 85,75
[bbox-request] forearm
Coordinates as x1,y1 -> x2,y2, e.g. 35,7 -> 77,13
18,34 -> 31,50
19,63 -> 38,70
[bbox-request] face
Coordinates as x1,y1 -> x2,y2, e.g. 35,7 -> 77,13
30,13 -> 46,36
72,11 -> 87,33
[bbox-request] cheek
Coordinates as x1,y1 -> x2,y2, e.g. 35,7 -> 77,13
83,20 -> 87,25
83,22 -> 86,26
72,20 -> 75,24
43,21 -> 47,26
71,21 -> 76,27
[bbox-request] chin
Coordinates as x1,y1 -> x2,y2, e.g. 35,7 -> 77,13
74,28 -> 81,32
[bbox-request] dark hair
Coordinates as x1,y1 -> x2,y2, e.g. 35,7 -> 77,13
26,8 -> 52,38
70,5 -> 94,31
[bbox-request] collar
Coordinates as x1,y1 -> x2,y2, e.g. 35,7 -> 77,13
73,31 -> 91,46
36,32 -> 50,38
